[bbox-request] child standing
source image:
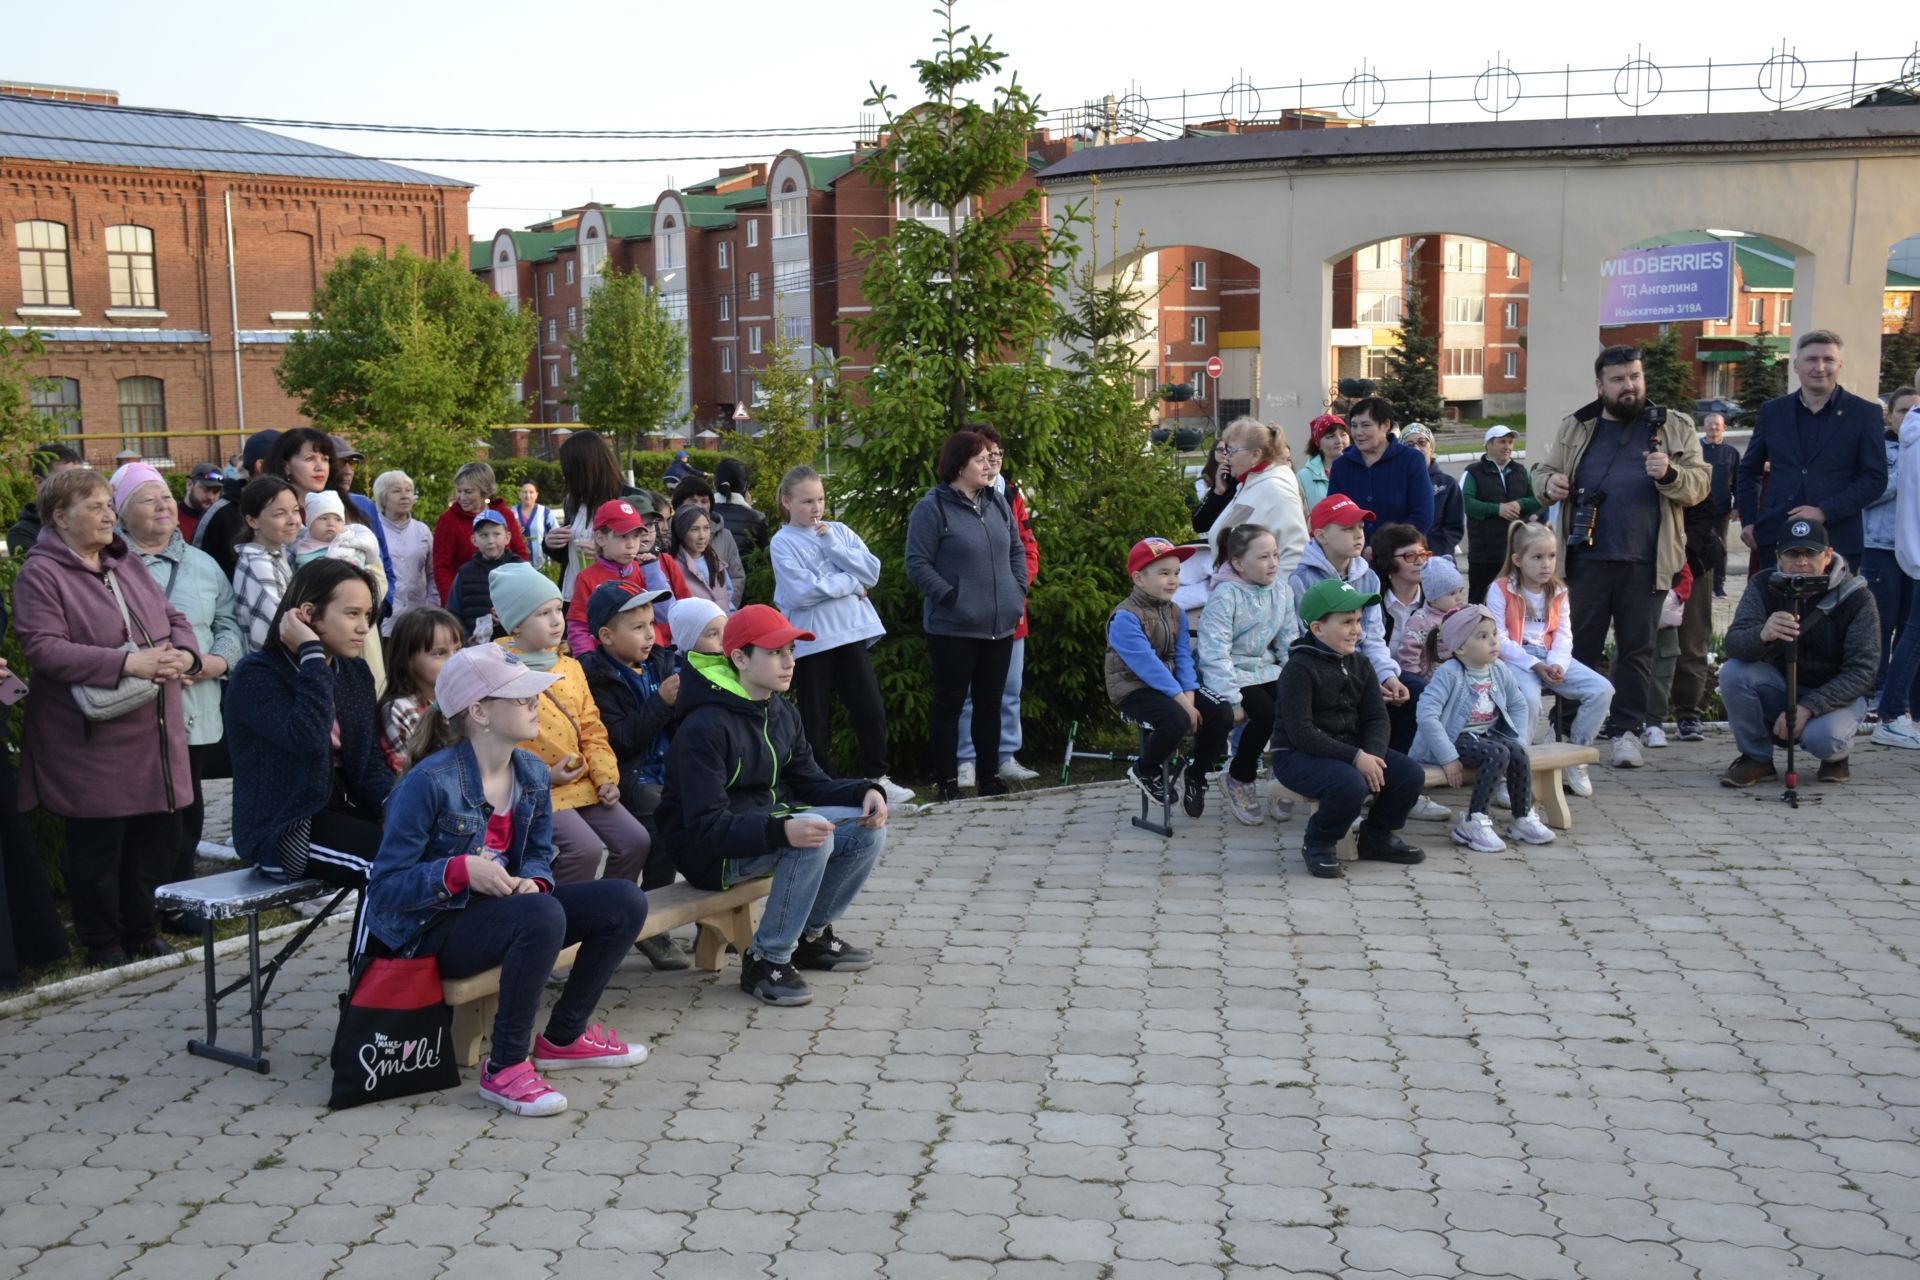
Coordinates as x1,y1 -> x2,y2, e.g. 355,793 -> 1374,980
378,607 -> 463,772
578,581 -> 688,973
489,562 -> 653,886
232,476 -> 302,654
1483,522 -> 1615,797
1195,523 -> 1300,825
1105,537 -> 1235,817
1412,604 -> 1557,853
566,500 -> 688,656
366,644 -> 650,1118
447,510 -> 523,640
1395,557 -> 1470,681
769,465 -> 915,808
1271,579 -> 1430,880
1641,565 -> 1693,748
669,506 -> 732,611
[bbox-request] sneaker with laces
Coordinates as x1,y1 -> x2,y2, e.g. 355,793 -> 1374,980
1407,795 -> 1452,823
1816,756 -> 1850,784
1611,732 -> 1645,768
635,933 -> 690,971
1675,718 -> 1706,742
479,1058 -> 568,1116
532,1023 -> 650,1071
1302,845 -> 1344,879
1870,714 -> 1920,749
876,776 -> 916,807
1181,765 -> 1209,818
996,757 -> 1040,782
1126,765 -> 1170,807
791,926 -> 873,972
1719,754 -> 1778,788
1642,724 -> 1668,748
1507,810 -> 1557,845
1490,779 -> 1510,811
1268,789 -> 1294,822
1449,812 -> 1507,853
956,761 -> 977,789
1222,775 -> 1264,826
740,951 -> 813,1006
1563,763 -> 1593,797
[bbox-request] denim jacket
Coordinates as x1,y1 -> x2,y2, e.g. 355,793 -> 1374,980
362,739 -> 555,950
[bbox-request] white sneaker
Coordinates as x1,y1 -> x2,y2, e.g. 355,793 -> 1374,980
1642,725 -> 1669,748
1610,732 -> 1645,769
956,761 -> 976,789
1408,795 -> 1453,823
876,776 -> 916,806
1507,810 -> 1557,845
1450,812 -> 1506,853
1490,779 -> 1510,811
1564,764 -> 1593,797
1870,715 -> 1920,749
1268,790 -> 1295,822
996,757 -> 1040,782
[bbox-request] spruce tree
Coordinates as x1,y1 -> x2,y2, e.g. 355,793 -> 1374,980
1378,282 -> 1443,425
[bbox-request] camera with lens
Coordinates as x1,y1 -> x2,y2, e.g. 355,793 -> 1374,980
1568,487 -> 1606,547
1771,573 -> 1831,602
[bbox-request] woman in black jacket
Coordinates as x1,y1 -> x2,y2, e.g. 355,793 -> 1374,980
1191,434 -> 1240,535
225,560 -> 392,887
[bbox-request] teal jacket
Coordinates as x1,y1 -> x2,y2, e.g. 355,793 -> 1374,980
126,528 -> 245,747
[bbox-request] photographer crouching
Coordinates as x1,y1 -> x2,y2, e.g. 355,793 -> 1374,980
1718,518 -> 1878,788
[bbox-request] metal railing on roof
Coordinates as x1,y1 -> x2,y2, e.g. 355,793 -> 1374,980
1051,45 -> 1920,141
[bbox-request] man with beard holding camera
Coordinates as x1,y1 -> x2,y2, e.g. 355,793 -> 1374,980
1534,345 -> 1710,769
1717,518 -> 1877,787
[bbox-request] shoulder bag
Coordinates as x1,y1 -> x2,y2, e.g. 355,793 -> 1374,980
71,568 -> 162,722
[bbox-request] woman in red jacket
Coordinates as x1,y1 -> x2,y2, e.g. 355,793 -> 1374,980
432,462 -> 529,601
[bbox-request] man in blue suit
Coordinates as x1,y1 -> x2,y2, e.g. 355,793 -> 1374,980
1737,330 -> 1888,567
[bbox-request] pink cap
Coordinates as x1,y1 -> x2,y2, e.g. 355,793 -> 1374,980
433,644 -> 559,719
111,462 -> 168,514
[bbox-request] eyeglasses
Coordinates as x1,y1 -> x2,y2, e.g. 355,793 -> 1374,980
1395,548 -> 1432,563
485,694 -> 539,709
1227,444 -> 1257,456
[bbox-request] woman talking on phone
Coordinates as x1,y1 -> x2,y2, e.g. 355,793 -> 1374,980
225,559 -> 393,888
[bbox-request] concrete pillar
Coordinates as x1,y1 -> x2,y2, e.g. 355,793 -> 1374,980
1789,245 -> 1889,395
1522,237 -> 1608,444
1257,255 -> 1332,461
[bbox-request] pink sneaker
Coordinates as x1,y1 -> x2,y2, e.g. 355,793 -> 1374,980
478,1058 -> 568,1116
531,1023 -> 650,1070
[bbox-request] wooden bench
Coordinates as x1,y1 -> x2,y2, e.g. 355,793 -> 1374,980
1275,741 -> 1601,856
440,878 -> 774,1067
154,868 -> 355,1074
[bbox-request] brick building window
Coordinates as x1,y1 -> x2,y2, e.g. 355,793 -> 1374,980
106,225 -> 158,308
30,376 -> 80,435
773,190 -> 806,238
569,353 -> 577,377
567,306 -> 578,332
117,376 -> 165,456
16,221 -> 71,306
565,260 -> 575,286
747,272 -> 760,301
720,346 -> 732,373
1780,298 -> 1793,327
774,262 -> 809,294
719,295 -> 730,322
1189,315 -> 1207,344
550,364 -> 560,388
1506,251 -> 1520,278
545,271 -> 554,297
1445,295 -> 1485,323
1504,350 -> 1519,378
749,326 -> 762,355
1444,347 -> 1485,377
718,241 -> 729,269
783,313 -> 812,344
746,220 -> 759,249
1191,260 -> 1207,290
547,318 -> 557,343
1748,297 -> 1764,325
1504,301 -> 1519,328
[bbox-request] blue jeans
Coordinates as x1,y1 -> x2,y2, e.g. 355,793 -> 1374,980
1861,549 -> 1911,686
1272,747 -> 1425,850
957,636 -> 1024,764
729,806 -> 884,964
1510,647 -> 1615,746
1719,658 -> 1864,763
1876,566 -> 1920,721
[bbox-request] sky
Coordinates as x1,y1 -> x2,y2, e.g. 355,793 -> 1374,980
5,0 -> 1899,236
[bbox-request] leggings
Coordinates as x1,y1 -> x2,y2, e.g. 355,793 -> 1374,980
1452,731 -> 1533,819
550,801 -> 650,885
792,641 -> 889,779
1229,682 -> 1278,783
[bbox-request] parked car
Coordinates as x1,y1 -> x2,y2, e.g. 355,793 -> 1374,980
1695,397 -> 1745,425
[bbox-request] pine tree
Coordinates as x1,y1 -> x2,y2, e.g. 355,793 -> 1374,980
1737,332 -> 1788,408
1638,325 -> 1695,410
1881,306 -> 1920,393
1378,281 -> 1443,425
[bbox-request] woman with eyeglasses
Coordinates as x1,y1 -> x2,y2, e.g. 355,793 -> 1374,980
1191,435 -> 1240,536
1368,523 -> 1433,652
1207,417 -> 1309,581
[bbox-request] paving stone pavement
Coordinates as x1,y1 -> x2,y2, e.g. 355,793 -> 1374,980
4,734 -> 1920,1279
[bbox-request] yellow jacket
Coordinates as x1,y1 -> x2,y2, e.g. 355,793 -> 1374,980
496,639 -> 619,812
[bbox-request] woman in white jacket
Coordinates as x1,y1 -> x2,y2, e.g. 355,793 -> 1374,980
769,465 -> 914,806
1871,397 -> 1920,747
1209,417 -> 1309,581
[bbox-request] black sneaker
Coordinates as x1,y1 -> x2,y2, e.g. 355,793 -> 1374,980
126,936 -> 175,961
1675,718 -> 1706,742
1127,765 -> 1170,807
740,952 -> 813,1006
1355,827 -> 1426,865
792,926 -> 874,972
976,777 -> 1010,799
1302,846 -> 1345,879
934,780 -> 963,804
1181,766 -> 1208,818
635,934 -> 691,971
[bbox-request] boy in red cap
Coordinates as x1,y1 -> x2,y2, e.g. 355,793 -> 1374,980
658,605 -> 889,1007
1105,537 -> 1234,816
566,498 -> 688,656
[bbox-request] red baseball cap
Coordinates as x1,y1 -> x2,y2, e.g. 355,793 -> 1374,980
593,499 -> 646,533
1308,494 -> 1374,533
722,604 -> 815,654
1125,537 -> 1200,576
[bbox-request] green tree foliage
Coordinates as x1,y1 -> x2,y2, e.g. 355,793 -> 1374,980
1738,333 -> 1788,407
1638,325 -> 1696,410
277,246 -> 533,507
0,327 -> 52,472
725,335 -> 824,502
831,4 -> 1184,772
568,267 -> 689,466
1881,306 -> 1920,394
1379,281 -> 1443,425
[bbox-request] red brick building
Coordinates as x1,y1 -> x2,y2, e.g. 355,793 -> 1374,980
2,83 -> 470,468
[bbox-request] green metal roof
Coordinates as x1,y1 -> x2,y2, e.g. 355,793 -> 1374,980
721,184 -> 766,209
468,241 -> 491,271
1628,230 -> 1918,291
603,207 -> 654,239
671,193 -> 744,229
800,153 -> 855,190
511,229 -> 574,264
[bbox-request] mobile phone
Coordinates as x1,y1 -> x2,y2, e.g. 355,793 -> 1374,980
0,673 -> 28,706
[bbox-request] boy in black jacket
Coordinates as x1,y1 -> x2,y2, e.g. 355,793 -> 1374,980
446,510 -> 522,639
1271,578 -> 1428,880
579,580 -> 687,971
658,605 -> 888,1007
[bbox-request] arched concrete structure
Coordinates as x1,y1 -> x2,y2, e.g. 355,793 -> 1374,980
1041,108 -> 1920,451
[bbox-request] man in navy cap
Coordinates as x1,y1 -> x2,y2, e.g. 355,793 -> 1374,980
193,428 -> 282,577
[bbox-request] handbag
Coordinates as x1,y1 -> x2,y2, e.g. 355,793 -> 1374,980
327,940 -> 460,1109
71,569 -> 162,722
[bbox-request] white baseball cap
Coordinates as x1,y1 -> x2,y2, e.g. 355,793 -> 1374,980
1483,425 -> 1516,443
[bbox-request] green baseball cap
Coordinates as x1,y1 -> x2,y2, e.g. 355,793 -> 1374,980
1298,578 -> 1380,623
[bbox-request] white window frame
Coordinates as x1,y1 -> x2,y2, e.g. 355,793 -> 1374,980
719,295 -> 730,322
717,241 -> 729,269
547,319 -> 557,343
549,364 -> 560,388
773,194 -> 807,238
565,260 -> 575,286
17,220 -> 72,307
545,271 -> 554,297
1504,301 -> 1519,328
1190,260 -> 1207,291
106,224 -> 157,309
749,326 -> 763,355
748,272 -> 761,301
1189,315 -> 1207,344
746,220 -> 759,248
1780,298 -> 1793,326
1503,350 -> 1519,378
1748,297 -> 1764,325
720,347 -> 732,373
567,305 -> 578,333
1506,251 -> 1520,279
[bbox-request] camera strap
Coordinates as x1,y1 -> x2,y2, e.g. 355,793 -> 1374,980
1579,417 -> 1637,489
